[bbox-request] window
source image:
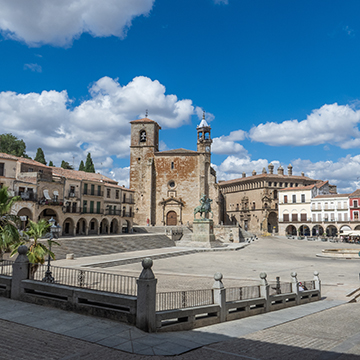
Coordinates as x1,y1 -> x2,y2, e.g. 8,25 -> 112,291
123,194 -> 126,202
252,202 -> 255,210
96,202 -> 101,214
337,202 -> 341,209
317,203 -> 321,210
91,184 -> 94,195
301,194 -> 305,203
28,168 -> 34,172
90,221 -> 95,230
90,201 -> 94,213
338,213 -> 342,221
331,213 -> 335,221
72,202 -> 77,213
295,183 -> 298,187
284,195 -> 288,203
171,162 -> 174,170
283,214 -> 289,222
83,200 -> 87,213
279,182 -> 283,187
0,163 -> 4,176
116,190 -> 119,199
300,213 -> 307,221
292,195 -> 296,203
97,185 -> 101,196
318,214 -> 321,221
274,182 -> 277,187
291,213 -> 298,222
70,186 -> 75,196
284,182 -> 288,187
354,200 -> 358,208
290,183 -> 293,187
268,182 -> 272,186
123,206 -> 126,216
344,213 -> 348,221
169,180 -> 175,188
312,214 -> 316,221
354,212 -> 359,220
107,189 -> 111,198
113,206 -> 116,215
140,130 -> 146,142
273,190 -> 278,199
83,183 -> 88,195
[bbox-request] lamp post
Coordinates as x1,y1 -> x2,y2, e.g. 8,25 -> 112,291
42,217 -> 61,283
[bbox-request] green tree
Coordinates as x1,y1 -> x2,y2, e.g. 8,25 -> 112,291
61,160 -> 73,170
34,148 -> 47,165
0,133 -> 29,158
78,160 -> 85,171
0,187 -> 21,259
48,160 -> 54,167
84,153 -> 95,173
11,219 -> 59,276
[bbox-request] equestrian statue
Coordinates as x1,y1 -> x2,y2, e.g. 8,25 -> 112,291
194,194 -> 213,219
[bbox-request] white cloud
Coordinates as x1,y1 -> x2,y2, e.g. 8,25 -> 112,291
0,75 -> 196,173
23,63 -> 42,72
214,0 -> 229,4
195,106 -> 215,123
212,130 -> 247,155
0,0 -> 154,47
107,166 -> 130,188
249,103 -> 360,148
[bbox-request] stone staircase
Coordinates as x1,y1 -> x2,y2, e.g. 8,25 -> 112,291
347,287 -> 360,302
40,234 -> 176,260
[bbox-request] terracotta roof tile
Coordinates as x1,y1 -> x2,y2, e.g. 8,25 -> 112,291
130,117 -> 161,128
52,167 -> 116,183
349,189 -> 360,197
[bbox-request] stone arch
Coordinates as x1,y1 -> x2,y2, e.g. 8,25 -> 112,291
326,225 -> 337,237
38,208 -> 59,223
340,225 -> 351,232
355,225 -> 360,231
299,224 -> 310,236
312,225 -> 324,236
88,218 -> 99,235
17,207 -> 33,230
122,220 -> 130,233
76,218 -> 87,235
286,225 -> 297,235
110,219 -> 118,234
166,211 -> 177,226
100,218 -> 109,234
62,217 -> 75,236
267,212 -> 278,233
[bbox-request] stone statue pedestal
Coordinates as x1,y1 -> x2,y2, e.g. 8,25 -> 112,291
193,219 -> 215,243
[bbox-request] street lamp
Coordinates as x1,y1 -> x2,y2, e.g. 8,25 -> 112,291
42,217 -> 61,283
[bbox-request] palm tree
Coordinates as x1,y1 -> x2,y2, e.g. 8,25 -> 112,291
0,186 -> 21,260
11,219 -> 59,277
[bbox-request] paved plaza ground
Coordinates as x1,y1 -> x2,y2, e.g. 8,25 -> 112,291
2,234 -> 360,359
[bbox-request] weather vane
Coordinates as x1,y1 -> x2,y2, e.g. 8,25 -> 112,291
145,109 -> 148,117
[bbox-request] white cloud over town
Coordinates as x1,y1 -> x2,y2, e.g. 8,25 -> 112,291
0,0 -> 154,47
212,130 -> 247,155
0,75 -> 195,182
249,103 -> 360,148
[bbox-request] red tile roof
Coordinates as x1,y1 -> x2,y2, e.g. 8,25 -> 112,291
130,117 -> 161,129
52,167 -> 116,184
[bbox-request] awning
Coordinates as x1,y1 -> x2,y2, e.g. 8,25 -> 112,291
53,190 -> 59,196
43,189 -> 51,200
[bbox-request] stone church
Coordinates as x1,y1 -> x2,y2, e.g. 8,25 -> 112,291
130,115 -> 219,226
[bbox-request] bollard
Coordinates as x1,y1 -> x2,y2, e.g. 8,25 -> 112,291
11,245 -> 29,300
213,272 -> 226,322
291,271 -> 300,305
136,258 -> 157,332
259,272 -> 270,312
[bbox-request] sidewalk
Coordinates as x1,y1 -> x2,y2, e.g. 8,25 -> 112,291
0,296 -> 345,356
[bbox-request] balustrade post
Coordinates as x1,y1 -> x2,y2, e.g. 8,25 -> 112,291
259,272 -> 270,312
136,258 -> 157,332
314,271 -> 321,296
291,271 -> 300,305
11,245 -> 29,300
212,272 -> 226,322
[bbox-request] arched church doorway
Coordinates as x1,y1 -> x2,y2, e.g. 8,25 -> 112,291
166,211 -> 177,226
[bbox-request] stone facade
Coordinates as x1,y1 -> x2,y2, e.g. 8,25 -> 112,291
130,116 -> 219,226
218,164 -> 322,235
0,153 -> 134,236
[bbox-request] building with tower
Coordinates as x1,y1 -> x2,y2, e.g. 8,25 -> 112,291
130,114 -> 219,226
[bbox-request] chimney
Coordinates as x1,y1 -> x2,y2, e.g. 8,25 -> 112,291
288,164 -> 293,176
252,170 -> 256,176
262,167 -> 267,174
277,166 -> 284,175
301,172 -> 305,177
242,172 -> 246,178
268,163 -> 274,174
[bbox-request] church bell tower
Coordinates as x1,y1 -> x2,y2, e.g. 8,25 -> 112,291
197,111 -> 212,154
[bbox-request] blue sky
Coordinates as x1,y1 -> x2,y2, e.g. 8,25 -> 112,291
1,0 -> 360,192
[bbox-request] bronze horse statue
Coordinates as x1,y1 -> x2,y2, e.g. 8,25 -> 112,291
194,195 -> 213,219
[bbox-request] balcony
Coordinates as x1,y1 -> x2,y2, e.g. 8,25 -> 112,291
15,191 -> 38,202
83,190 -> 103,197
123,212 -> 134,217
105,209 -> 122,216
38,198 -> 64,206
64,206 -> 81,214
81,208 -> 104,215
122,198 -> 135,204
66,191 -> 79,199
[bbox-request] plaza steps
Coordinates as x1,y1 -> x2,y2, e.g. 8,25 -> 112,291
83,248 -> 208,269
41,234 -> 176,260
347,287 -> 360,303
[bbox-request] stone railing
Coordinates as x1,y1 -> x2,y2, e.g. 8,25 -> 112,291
0,247 -> 321,333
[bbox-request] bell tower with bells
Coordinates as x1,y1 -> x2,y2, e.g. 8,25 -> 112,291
197,111 -> 212,154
